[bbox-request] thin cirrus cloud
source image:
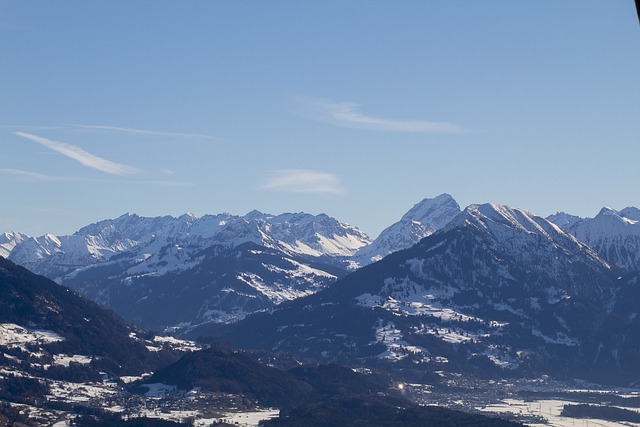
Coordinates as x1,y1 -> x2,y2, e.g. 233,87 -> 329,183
68,124 -> 219,140
0,168 -> 93,183
14,132 -> 140,176
1,124 -> 219,140
259,169 -> 346,195
294,97 -> 462,133
0,168 -> 193,188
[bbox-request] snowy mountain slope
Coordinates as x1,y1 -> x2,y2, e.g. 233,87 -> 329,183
61,241 -> 344,331
265,212 -> 371,257
549,206 -> 640,273
7,212 -> 236,279
210,203 -> 639,385
0,231 -> 27,258
443,203 -> 611,280
351,194 -> 460,266
8,232 -> 139,279
205,211 -> 370,259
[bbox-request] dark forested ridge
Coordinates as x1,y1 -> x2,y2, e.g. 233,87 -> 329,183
0,256 -> 175,378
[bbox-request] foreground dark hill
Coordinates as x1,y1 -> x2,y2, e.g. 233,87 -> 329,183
204,204 -> 640,385
145,345 -> 396,408
0,256 -> 174,378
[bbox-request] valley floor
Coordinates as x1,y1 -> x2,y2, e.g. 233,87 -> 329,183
409,375 -> 640,427
1,374 -> 279,426
5,370 -> 640,427
479,398 -> 636,427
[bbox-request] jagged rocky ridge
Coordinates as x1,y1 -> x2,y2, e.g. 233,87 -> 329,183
7,211 -> 371,280
0,231 -> 28,259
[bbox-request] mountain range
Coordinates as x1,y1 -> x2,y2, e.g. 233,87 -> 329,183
1,195 -> 460,331
3,194 -> 640,387
4,210 -> 370,331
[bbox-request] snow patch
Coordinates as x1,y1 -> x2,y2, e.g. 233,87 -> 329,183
53,354 -> 92,367
0,323 -> 64,348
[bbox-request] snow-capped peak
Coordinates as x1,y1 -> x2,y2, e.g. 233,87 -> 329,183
546,212 -> 584,229
594,207 -> 638,226
0,231 -> 29,259
351,194 -> 461,266
400,193 -> 459,229
620,207 -> 640,221
583,207 -> 640,235
0,231 -> 28,243
243,209 -> 271,221
179,212 -> 198,222
598,206 -> 620,217
565,206 -> 640,272
207,211 -> 371,258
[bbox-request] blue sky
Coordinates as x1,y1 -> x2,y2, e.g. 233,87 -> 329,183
1,1 -> 639,238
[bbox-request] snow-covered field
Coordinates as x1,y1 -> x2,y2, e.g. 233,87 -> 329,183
48,380 -> 118,403
219,409 -> 280,427
52,354 -> 92,367
0,323 -> 64,348
479,398 -> 640,427
131,407 -> 279,426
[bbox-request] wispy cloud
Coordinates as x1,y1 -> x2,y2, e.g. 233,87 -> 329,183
0,168 -> 193,188
14,132 -> 140,176
294,97 -> 462,133
1,123 -> 220,140
0,125 -> 63,131
0,168 -> 93,183
259,169 -> 346,195
68,124 -> 219,140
